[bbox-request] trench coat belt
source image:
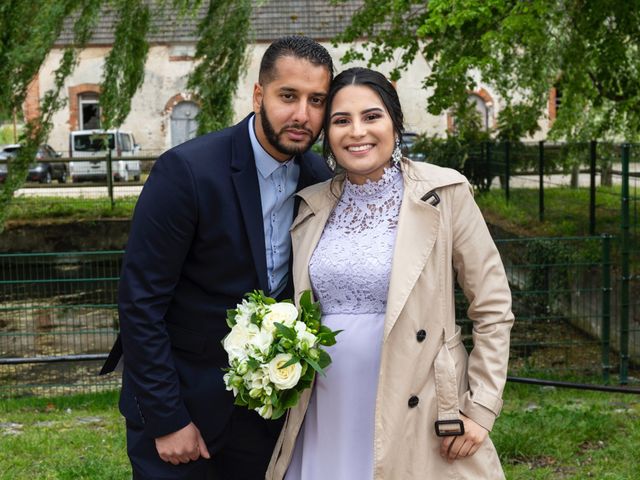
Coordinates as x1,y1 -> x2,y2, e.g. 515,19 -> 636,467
433,326 -> 464,436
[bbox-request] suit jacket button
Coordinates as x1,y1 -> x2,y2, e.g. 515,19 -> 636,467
416,329 -> 427,342
408,395 -> 419,408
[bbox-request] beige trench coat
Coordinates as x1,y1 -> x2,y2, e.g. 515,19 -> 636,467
267,159 -> 514,479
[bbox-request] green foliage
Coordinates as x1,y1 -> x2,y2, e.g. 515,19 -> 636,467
0,0 -> 253,233
0,0 -> 102,231
0,125 -> 18,144
334,0 -> 640,141
412,106 -> 494,190
99,0 -> 151,129
187,0 -> 252,134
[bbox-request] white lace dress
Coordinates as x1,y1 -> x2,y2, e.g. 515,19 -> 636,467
285,166 -> 404,480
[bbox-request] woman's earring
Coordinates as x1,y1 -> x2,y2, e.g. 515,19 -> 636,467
391,137 -> 402,167
326,152 -> 336,171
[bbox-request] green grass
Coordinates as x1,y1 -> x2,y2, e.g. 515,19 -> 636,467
4,196 -> 137,222
495,382 -> 640,479
1,385 -> 638,479
0,391 -> 129,479
475,186 -> 631,238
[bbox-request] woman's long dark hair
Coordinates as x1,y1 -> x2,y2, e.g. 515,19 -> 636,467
322,67 -> 405,161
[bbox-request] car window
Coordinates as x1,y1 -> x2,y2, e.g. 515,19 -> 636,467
74,134 -> 115,152
119,133 -> 132,151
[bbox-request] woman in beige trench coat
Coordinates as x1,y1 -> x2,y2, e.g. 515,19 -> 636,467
267,68 -> 514,480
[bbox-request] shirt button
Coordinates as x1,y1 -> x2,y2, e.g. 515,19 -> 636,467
408,396 -> 419,408
416,330 -> 427,342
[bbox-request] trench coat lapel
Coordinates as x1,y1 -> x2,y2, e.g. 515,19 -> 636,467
290,182 -> 339,301
383,181 -> 441,342
230,117 -> 269,294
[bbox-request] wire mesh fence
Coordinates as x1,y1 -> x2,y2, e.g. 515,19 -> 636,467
0,235 -> 636,397
1,154 -> 162,220
0,251 -> 121,396
459,236 -> 622,382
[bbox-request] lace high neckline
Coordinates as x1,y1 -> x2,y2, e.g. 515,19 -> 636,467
344,165 -> 402,198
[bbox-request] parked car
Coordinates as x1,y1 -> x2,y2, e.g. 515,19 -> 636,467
0,144 -> 67,184
401,132 -> 426,162
0,152 -> 8,183
69,130 -> 141,182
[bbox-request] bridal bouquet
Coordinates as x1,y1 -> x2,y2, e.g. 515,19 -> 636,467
222,290 -> 340,420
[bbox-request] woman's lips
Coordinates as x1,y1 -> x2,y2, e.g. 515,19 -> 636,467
346,144 -> 374,155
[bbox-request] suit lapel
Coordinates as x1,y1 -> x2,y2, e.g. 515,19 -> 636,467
383,182 -> 441,342
230,116 -> 269,294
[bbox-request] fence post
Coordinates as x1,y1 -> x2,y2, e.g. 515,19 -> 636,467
620,143 -> 630,384
504,141 -> 510,203
485,141 -> 493,190
601,234 -> 611,384
590,141 -> 597,235
106,148 -> 115,208
538,141 -> 545,222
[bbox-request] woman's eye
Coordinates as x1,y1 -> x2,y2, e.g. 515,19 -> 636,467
365,113 -> 380,121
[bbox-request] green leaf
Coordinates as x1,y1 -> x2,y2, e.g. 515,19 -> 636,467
317,349 -> 332,370
274,322 -> 296,341
279,355 -> 301,369
304,356 -> 326,376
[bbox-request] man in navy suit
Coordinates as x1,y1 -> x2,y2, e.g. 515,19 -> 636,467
100,36 -> 333,479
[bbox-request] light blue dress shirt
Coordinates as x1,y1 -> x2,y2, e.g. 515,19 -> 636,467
249,116 -> 301,297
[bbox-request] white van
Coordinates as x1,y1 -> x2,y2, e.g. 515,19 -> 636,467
69,130 -> 141,182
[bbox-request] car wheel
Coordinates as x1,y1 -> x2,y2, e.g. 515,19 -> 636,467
133,174 -> 140,182
41,171 -> 52,184
58,171 -> 67,183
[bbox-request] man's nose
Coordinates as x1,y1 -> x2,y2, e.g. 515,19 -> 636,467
291,101 -> 310,125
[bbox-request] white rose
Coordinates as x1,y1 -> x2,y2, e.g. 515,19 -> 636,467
223,323 -> 252,362
262,303 -> 299,333
294,321 -> 317,349
268,353 -> 302,390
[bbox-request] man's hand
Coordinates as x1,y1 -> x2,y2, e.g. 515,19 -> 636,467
155,422 -> 211,465
440,414 -> 488,463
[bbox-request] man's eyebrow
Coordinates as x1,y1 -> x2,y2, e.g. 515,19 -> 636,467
330,107 -> 384,118
278,87 -> 327,97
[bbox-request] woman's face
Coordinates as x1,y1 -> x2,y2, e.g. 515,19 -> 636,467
327,85 -> 395,185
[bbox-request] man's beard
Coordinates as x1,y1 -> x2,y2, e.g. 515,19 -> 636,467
260,103 -> 316,157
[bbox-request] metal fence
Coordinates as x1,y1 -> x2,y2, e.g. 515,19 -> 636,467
0,251 -> 121,396
1,236 -> 636,397
0,154 -> 161,217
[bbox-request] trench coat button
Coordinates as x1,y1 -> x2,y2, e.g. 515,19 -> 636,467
408,395 -> 419,408
416,329 -> 427,342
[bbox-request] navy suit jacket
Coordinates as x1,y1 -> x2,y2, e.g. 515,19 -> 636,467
102,114 -> 331,441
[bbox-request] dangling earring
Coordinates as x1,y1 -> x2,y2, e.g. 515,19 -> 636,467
391,137 -> 402,167
326,152 -> 336,171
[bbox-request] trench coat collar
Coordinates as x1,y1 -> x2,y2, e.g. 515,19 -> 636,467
293,159 -> 468,341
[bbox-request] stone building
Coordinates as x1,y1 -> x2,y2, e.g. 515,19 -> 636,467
24,1 -> 555,155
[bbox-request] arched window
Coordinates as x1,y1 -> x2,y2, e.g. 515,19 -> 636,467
467,94 -> 491,131
170,101 -> 199,147
79,92 -> 101,130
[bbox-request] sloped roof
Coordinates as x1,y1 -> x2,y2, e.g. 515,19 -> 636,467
56,0 -> 362,46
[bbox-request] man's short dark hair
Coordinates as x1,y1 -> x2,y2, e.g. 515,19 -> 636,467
259,35 -> 334,84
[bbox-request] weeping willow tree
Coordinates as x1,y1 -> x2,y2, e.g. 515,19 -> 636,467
0,0 -> 252,231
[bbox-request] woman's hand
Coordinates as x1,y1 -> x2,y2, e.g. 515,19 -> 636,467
439,414 -> 488,463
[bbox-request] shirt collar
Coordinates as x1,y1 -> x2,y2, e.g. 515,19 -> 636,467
249,115 -> 293,179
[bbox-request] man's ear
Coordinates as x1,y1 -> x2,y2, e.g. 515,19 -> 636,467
253,82 -> 263,114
